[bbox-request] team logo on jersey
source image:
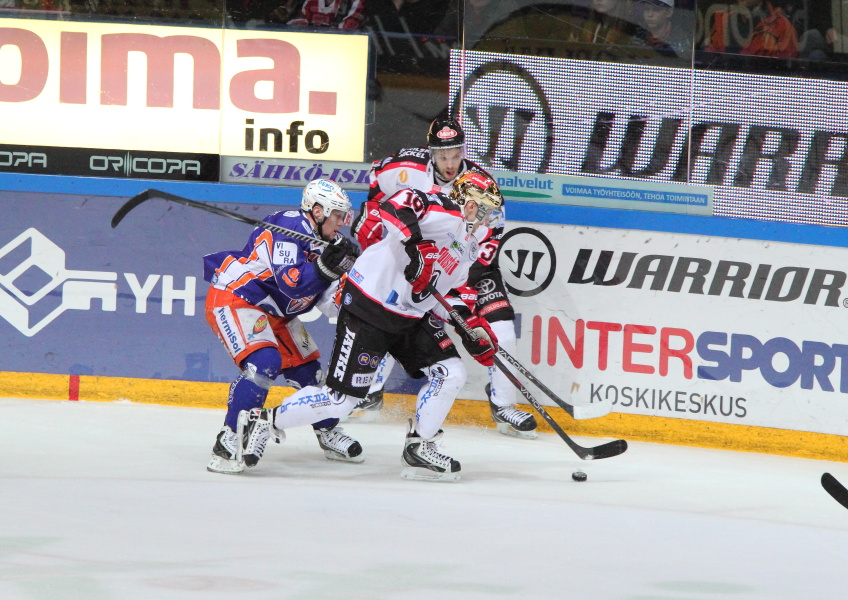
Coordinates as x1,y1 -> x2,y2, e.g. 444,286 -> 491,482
282,267 -> 300,287
287,295 -> 316,313
436,247 -> 459,275
252,315 -> 268,334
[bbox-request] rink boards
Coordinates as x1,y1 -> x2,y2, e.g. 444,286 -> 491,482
1,173 -> 847,461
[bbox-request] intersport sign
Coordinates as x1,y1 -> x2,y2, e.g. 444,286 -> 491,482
497,223 -> 848,436
0,19 -> 368,160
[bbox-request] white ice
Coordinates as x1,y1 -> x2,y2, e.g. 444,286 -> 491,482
2,398 -> 848,600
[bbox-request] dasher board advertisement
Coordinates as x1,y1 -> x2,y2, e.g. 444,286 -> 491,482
0,19 -> 368,161
491,221 -> 848,437
450,51 -> 848,227
0,190 -> 338,382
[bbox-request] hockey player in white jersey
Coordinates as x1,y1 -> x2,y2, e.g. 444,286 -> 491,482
349,117 -> 537,439
203,179 -> 363,474
237,171 -> 505,481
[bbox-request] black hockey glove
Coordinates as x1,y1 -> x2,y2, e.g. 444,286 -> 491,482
315,237 -> 360,281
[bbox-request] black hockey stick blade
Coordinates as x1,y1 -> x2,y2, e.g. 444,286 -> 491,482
822,473 -> 848,510
111,189 -> 154,228
111,189 -> 328,246
495,356 -> 627,460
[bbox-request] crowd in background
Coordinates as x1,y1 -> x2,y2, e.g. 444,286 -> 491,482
1,0 -> 846,65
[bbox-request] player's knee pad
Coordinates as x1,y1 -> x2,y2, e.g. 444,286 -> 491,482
241,347 -> 282,390
224,348 -> 282,430
424,357 -> 466,400
282,359 -> 324,390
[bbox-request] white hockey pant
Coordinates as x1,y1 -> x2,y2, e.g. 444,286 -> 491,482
272,384 -> 357,431
414,357 -> 466,440
487,319 -> 517,408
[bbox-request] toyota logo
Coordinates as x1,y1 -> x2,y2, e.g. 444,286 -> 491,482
475,278 -> 497,294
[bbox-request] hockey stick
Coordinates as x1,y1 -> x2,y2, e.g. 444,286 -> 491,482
427,285 -> 627,460
822,473 -> 848,510
112,189 -> 330,247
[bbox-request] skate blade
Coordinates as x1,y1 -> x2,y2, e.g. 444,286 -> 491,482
347,409 -> 382,423
401,466 -> 460,482
323,449 -> 365,463
206,455 -> 245,474
495,422 -> 538,440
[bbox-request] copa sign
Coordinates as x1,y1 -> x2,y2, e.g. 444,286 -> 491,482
0,20 -> 368,160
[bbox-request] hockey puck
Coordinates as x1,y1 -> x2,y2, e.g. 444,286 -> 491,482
572,471 -> 587,482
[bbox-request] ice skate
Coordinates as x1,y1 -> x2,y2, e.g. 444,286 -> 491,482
314,425 -> 364,463
237,407 -> 281,468
349,389 -> 384,422
487,384 -> 538,439
206,425 -> 244,474
401,419 -> 460,482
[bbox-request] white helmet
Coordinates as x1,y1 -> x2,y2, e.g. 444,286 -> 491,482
301,179 -> 353,226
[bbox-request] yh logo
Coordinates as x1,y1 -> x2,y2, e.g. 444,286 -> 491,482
0,229 -> 117,337
0,228 -> 196,337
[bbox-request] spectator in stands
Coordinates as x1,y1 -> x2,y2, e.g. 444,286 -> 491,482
573,0 -> 640,46
288,0 -> 366,28
794,1 -> 846,60
635,0 -> 692,59
706,0 -> 799,58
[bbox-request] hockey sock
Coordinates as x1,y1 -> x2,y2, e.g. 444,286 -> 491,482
488,319 -> 518,407
224,347 -> 282,431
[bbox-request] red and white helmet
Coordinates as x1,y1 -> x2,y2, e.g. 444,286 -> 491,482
301,179 -> 352,226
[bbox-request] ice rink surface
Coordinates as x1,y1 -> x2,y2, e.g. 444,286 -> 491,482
3,398 -> 848,600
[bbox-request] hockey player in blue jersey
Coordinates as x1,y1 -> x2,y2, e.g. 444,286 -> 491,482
203,179 -> 362,474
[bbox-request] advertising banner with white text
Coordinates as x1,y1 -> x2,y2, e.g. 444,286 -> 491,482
450,50 -> 848,228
